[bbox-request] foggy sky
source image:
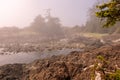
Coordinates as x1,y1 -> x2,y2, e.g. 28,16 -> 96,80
0,0 -> 96,28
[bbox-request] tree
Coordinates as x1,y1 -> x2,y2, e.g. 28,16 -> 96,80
96,0 -> 120,27
30,15 -> 46,34
28,13 -> 64,39
85,3 -> 111,33
45,17 -> 64,39
84,1 -> 120,34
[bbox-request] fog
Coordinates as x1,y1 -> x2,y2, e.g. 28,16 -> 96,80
0,0 -> 96,28
0,0 -> 119,66
0,0 -> 120,79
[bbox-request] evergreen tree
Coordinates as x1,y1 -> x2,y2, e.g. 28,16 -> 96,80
96,0 -> 120,27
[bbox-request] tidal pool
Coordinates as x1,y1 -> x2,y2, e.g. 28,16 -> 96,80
0,48 -> 82,66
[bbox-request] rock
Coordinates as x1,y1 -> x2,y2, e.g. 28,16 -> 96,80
0,44 -> 119,80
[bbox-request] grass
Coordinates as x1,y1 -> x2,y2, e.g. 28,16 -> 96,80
105,70 -> 120,80
81,32 -> 108,39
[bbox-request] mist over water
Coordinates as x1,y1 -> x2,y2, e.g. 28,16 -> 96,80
0,0 -> 119,67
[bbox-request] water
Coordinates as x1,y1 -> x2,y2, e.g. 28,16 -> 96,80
0,48 -> 82,66
40,48 -> 82,59
0,52 -> 41,66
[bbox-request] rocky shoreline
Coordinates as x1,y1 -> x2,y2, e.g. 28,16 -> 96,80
0,43 -> 119,80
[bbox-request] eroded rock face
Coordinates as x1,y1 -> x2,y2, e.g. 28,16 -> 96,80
0,44 -> 120,80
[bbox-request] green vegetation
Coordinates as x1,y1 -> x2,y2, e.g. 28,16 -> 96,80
96,0 -> 120,27
83,1 -> 120,34
97,55 -> 105,61
91,55 -> 120,80
105,69 -> 120,80
90,55 -> 106,80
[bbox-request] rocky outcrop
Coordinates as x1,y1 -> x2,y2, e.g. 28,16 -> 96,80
0,44 -> 120,80
0,64 -> 25,80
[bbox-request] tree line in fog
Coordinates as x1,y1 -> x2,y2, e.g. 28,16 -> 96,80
0,0 -> 119,39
